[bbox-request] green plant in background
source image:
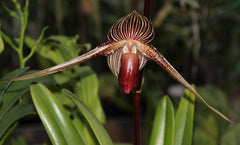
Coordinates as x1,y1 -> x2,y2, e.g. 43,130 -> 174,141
29,82 -> 196,145
0,0 -> 47,68
0,0 -> 106,144
0,22 -> 4,54
1,68 -> 239,145
0,67 -> 196,145
193,86 -> 240,145
150,87 -> 195,145
0,44 -> 106,144
0,68 -> 37,145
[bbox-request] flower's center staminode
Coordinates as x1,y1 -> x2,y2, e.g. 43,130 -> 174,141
123,40 -> 136,53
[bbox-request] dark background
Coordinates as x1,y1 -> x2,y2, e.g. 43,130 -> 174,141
0,0 -> 240,144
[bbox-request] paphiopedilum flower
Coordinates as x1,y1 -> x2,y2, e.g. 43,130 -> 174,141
2,11 -> 234,123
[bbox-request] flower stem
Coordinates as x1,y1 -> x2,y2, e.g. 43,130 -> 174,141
134,90 -> 141,145
12,0 -> 29,68
144,0 -> 151,18
133,1 -> 151,144
134,70 -> 143,145
18,21 -> 26,68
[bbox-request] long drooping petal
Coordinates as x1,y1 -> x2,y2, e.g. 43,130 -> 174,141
1,41 -> 125,81
135,41 -> 235,124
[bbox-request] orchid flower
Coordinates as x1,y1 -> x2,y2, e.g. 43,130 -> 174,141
1,10 -> 234,124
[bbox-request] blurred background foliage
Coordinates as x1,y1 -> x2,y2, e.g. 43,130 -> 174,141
0,0 -> 240,144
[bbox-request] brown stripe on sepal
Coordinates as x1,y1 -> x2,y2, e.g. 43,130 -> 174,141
108,10 -> 155,44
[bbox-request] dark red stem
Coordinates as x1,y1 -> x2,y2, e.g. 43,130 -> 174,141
144,0 -> 151,18
134,1 -> 151,144
134,70 -> 143,145
134,91 -> 141,145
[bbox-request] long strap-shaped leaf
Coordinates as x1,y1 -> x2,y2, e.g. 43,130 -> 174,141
30,83 -> 85,145
174,86 -> 195,145
149,95 -> 174,145
62,89 -> 114,145
136,41 -> 235,124
1,41 -> 124,81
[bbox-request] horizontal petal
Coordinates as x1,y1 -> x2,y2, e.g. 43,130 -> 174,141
1,41 -> 125,81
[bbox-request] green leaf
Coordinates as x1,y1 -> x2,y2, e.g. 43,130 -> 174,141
33,35 -> 89,65
0,122 -> 18,145
48,35 -> 79,47
33,27 -> 48,50
193,115 -> 218,145
174,86 -> 195,145
53,73 -> 72,85
72,113 -> 98,145
0,103 -> 35,138
0,68 -> 34,142
11,137 -> 27,145
149,95 -> 174,145
0,68 -> 29,118
31,39 -> 65,65
0,31 -> 17,51
0,68 -> 48,142
1,2 -> 19,20
197,86 -> 228,110
74,66 -> 105,123
0,68 -> 46,119
23,27 -> 48,63
30,83 -> 85,145
0,23 -> 4,54
221,124 -> 240,145
47,35 -> 83,60
24,36 -> 35,48
62,89 -> 114,145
